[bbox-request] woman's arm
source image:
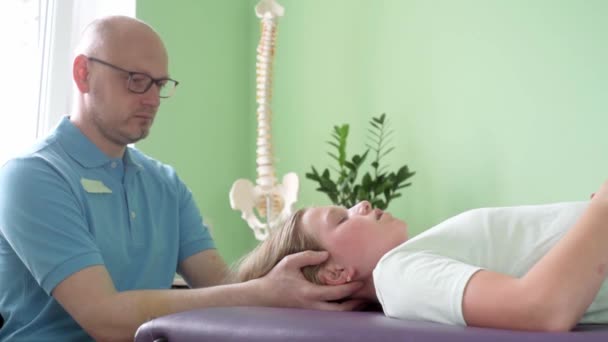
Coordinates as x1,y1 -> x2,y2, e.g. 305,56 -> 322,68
463,180 -> 608,331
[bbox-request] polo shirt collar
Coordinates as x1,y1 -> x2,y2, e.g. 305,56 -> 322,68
123,147 -> 144,171
56,117 -> 117,169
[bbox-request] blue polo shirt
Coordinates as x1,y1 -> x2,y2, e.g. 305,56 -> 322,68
0,117 -> 215,341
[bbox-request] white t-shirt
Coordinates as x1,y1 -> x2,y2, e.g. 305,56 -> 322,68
373,201 -> 608,326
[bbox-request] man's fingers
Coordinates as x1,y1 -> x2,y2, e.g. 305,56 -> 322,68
336,299 -> 369,311
314,299 -> 368,312
313,281 -> 364,302
281,250 -> 329,269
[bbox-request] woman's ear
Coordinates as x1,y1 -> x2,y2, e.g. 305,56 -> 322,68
318,263 -> 356,285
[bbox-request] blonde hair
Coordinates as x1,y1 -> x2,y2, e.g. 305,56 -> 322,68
230,208 -> 326,285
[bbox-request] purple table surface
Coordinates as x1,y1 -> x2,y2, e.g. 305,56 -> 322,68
135,306 -> 608,342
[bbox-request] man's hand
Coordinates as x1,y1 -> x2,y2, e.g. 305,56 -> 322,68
253,250 -> 365,311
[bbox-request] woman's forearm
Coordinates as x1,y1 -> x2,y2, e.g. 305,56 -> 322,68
463,197 -> 608,331
521,197 -> 608,328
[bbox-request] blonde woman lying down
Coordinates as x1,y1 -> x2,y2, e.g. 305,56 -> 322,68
234,180 -> 608,331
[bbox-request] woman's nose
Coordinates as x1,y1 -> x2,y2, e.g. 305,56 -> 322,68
357,201 -> 372,214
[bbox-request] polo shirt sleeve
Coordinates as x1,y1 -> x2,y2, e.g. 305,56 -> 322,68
0,157 -> 104,295
174,173 -> 216,263
373,250 -> 481,326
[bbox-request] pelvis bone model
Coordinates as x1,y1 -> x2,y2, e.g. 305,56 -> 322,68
229,0 -> 299,241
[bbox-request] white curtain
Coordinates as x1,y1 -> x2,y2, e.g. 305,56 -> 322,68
37,0 -> 136,137
0,0 -> 134,164
0,0 -> 135,164
0,0 -> 42,164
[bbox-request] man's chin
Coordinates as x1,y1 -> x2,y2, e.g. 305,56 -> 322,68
125,129 -> 150,144
138,129 -> 150,140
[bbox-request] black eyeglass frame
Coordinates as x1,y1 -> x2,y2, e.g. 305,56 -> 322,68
87,56 -> 179,98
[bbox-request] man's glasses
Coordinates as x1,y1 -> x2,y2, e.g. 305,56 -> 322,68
87,57 -> 179,98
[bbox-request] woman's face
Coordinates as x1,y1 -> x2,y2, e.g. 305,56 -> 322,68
300,201 -> 408,281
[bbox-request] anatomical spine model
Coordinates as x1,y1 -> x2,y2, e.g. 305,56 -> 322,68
229,0 -> 299,241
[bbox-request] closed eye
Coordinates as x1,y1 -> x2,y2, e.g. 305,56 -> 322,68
328,207 -> 348,227
337,208 -> 350,225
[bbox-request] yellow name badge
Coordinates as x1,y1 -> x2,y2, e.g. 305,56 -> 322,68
80,178 -> 113,194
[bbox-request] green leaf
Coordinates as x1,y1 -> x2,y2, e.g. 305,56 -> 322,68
362,173 -> 372,188
322,169 -> 330,179
357,150 -> 370,166
390,193 -> 402,200
327,152 -> 339,162
375,181 -> 389,194
367,129 -> 381,139
305,172 -> 319,182
380,147 -> 395,158
367,128 -> 381,137
305,167 -> 321,181
396,183 -> 412,189
338,124 -> 349,137
366,135 -> 381,146
346,171 -> 358,183
396,166 -> 416,181
327,141 -> 340,149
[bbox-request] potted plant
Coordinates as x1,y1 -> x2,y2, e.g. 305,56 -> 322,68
306,113 -> 415,210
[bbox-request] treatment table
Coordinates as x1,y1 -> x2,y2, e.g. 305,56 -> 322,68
134,306 -> 608,341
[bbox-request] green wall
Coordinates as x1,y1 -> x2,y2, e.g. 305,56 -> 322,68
137,0 -> 608,264
136,1 -> 259,263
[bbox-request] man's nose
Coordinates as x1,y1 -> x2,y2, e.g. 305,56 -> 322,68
141,84 -> 161,107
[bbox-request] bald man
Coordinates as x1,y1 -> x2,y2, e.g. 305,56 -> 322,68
0,16 -> 362,341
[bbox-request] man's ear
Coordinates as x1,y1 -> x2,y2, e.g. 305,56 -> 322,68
73,54 -> 90,93
318,263 -> 356,285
